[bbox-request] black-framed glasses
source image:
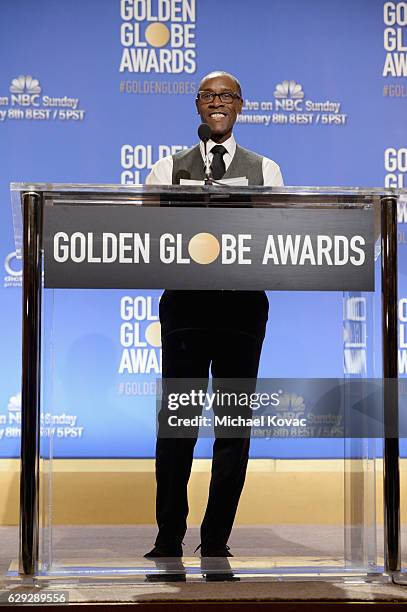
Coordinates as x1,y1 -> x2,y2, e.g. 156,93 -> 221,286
196,90 -> 241,104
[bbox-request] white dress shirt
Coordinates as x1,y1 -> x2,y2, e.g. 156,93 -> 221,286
145,134 -> 284,186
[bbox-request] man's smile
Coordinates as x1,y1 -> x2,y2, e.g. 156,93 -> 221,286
209,112 -> 228,119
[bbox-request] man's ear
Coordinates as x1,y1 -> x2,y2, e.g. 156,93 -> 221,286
195,99 -> 200,115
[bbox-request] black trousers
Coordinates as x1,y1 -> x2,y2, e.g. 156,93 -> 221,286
155,290 -> 268,549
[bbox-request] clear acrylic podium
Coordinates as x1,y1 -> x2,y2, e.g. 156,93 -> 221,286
10,183 -> 400,582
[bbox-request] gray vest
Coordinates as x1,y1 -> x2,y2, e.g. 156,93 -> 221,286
172,143 -> 264,185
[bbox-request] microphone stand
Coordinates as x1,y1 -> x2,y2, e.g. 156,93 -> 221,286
203,140 -> 212,185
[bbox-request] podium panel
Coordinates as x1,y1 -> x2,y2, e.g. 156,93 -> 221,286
10,184 -> 399,581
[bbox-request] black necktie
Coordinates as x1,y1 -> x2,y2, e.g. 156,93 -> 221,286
210,145 -> 227,180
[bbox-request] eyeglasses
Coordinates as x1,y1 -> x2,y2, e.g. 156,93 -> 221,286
196,90 -> 242,104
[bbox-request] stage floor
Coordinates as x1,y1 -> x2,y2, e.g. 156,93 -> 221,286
1,525 -> 407,603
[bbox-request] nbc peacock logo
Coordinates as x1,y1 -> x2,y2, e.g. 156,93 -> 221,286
273,80 -> 305,112
7,74 -> 42,108
9,75 -> 41,94
274,80 -> 304,100
277,392 -> 306,413
8,392 -> 21,412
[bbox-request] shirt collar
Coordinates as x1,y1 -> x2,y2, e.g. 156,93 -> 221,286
199,134 -> 236,159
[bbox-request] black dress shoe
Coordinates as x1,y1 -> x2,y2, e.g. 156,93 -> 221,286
196,545 -> 239,582
145,561 -> 186,582
144,546 -> 186,582
144,544 -> 183,558
196,544 -> 233,557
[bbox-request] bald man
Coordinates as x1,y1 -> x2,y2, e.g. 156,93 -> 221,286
145,71 -> 283,560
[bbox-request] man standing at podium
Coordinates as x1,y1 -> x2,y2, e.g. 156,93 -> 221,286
145,71 -> 283,559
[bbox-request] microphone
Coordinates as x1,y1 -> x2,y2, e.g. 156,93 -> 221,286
198,123 -> 211,142
175,169 -> 191,184
198,123 -> 212,183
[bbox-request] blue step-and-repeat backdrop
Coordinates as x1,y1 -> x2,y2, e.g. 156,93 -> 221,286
1,0 -> 407,458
